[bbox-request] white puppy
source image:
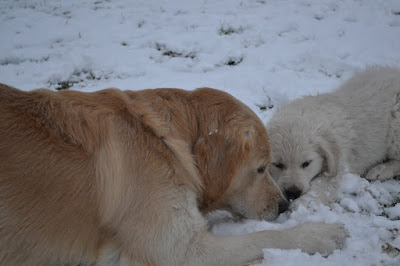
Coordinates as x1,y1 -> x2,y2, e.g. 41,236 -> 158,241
267,66 -> 400,203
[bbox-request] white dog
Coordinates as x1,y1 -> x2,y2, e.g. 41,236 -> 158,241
267,66 -> 400,203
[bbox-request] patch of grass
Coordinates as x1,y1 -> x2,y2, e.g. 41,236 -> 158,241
162,50 -> 196,59
155,42 -> 196,59
256,103 -> 274,111
62,11 -> 71,18
318,66 -> 342,78
0,56 -> 49,66
225,56 -> 243,66
155,42 -> 166,51
53,70 -> 100,90
314,14 -> 324,20
218,24 -> 244,35
85,71 -> 99,80
256,96 -> 274,111
0,56 -> 25,66
55,81 -> 76,91
138,20 -> 145,28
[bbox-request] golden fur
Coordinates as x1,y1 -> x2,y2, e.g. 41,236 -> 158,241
0,84 -> 347,265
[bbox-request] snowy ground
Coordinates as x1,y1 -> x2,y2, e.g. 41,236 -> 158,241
1,0 -> 400,265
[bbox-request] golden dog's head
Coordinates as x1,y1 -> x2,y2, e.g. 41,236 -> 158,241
192,88 -> 288,221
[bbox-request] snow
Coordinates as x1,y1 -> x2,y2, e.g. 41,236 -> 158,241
1,0 -> 400,265
387,204 -> 400,220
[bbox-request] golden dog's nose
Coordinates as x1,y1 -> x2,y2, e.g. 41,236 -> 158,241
278,199 -> 289,213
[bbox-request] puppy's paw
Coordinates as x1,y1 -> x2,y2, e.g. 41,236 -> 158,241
365,164 -> 393,181
291,222 -> 349,255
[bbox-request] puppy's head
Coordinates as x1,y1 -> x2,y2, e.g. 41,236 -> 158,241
267,118 -> 340,201
193,88 -> 287,221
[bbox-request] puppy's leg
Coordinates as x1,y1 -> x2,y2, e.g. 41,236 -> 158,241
289,175 -> 340,211
186,222 -> 348,265
365,159 -> 400,181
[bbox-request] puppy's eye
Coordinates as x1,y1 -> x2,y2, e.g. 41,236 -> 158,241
273,163 -> 285,170
301,161 -> 312,168
257,167 -> 266,174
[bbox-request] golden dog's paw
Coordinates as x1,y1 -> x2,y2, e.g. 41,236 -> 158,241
291,222 -> 349,255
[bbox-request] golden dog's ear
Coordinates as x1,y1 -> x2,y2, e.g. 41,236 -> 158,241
316,131 -> 341,177
194,128 -> 253,173
242,125 -> 256,151
193,132 -> 249,211
194,134 -> 235,176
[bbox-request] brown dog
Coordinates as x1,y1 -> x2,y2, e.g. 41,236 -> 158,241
0,84 -> 347,265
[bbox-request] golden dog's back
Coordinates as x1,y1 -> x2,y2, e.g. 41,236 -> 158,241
0,84 -> 203,265
0,84 -> 106,265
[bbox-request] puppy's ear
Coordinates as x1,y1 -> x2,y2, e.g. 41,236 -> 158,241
316,131 -> 342,177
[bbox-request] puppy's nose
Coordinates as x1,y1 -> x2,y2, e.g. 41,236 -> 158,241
284,186 -> 302,200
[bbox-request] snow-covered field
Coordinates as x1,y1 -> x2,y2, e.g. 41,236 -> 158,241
1,0 -> 400,265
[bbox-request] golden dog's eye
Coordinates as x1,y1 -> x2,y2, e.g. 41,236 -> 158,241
257,167 -> 266,174
301,161 -> 311,168
273,163 -> 285,170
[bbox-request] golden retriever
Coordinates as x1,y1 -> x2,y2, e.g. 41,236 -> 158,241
0,84 -> 347,265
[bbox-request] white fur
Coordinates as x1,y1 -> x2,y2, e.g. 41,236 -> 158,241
267,66 -> 400,203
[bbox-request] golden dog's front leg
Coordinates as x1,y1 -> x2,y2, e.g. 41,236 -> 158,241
183,222 -> 348,266
98,188 -> 348,266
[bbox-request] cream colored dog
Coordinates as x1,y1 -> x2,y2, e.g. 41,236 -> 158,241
267,66 -> 400,203
0,84 -> 347,265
